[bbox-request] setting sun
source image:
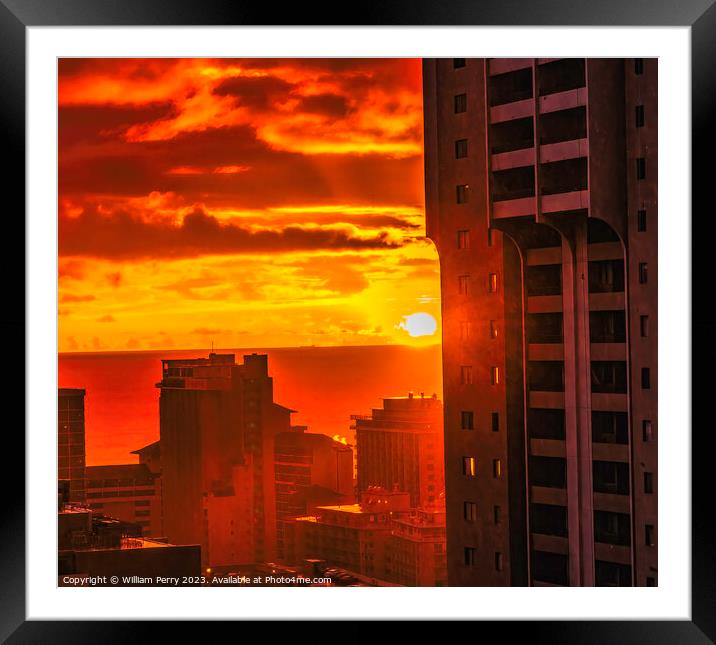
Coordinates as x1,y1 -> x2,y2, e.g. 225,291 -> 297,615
398,312 -> 437,338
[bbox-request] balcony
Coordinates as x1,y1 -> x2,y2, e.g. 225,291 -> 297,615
591,392 -> 628,412
527,295 -> 562,314
531,485 -> 567,506
528,344 -> 564,361
590,343 -> 627,361
591,443 -> 629,462
529,390 -> 565,410
492,196 -> 535,219
530,438 -> 566,458
532,533 -> 569,555
594,542 -> 632,566
592,492 -> 631,514
539,87 -> 588,115
541,190 -> 589,215
526,247 -> 561,266
489,58 -> 533,76
491,148 -> 535,171
540,138 -> 589,164
490,98 -> 534,124
589,292 -> 625,311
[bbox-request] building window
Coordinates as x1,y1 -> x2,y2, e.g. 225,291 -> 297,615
636,157 -> 646,180
457,229 -> 470,249
488,273 -> 498,293
495,552 -> 503,572
491,412 -> 500,433
641,367 -> 651,389
487,228 -> 494,246
493,505 -> 501,524
464,547 -> 477,566
493,459 -> 502,478
462,456 -> 476,477
456,184 -> 469,204
458,274 -> 470,295
461,411 -> 474,430
461,365 -> 473,384
454,93 -> 467,114
637,209 -> 647,232
460,320 -> 472,340
490,320 -> 498,339
645,524 -> 655,547
639,262 -> 648,284
491,366 -> 500,385
454,58 -> 466,69
455,139 -> 468,158
644,471 -> 654,494
634,58 -> 644,75
643,420 -> 653,442
635,105 -> 645,128
464,501 -> 477,522
640,315 -> 649,337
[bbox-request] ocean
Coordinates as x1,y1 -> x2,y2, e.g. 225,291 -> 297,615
58,344 -> 443,466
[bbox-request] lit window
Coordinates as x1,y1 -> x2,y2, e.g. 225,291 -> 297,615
489,320 -> 498,339
639,262 -> 648,284
464,547 -> 477,566
455,138 -> 469,160
640,315 -> 649,337
464,501 -> 477,522
458,275 -> 470,295
488,273 -> 498,292
636,157 -> 646,180
642,420 -> 653,442
645,524 -> 655,547
454,58 -> 466,69
454,93 -> 467,113
491,412 -> 500,433
457,229 -> 470,249
456,184 -> 469,204
491,366 -> 500,385
635,105 -> 645,128
461,365 -> 473,385
637,209 -> 647,232
644,471 -> 654,494
493,459 -> 502,478
461,411 -> 474,430
462,456 -> 476,477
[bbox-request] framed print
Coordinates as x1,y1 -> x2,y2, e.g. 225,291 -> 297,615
3,0 -> 711,640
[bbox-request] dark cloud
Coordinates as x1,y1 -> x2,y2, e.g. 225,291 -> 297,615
59,205 -> 403,260
296,93 -> 352,118
212,76 -> 294,109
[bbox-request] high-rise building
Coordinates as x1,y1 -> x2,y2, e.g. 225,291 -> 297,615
274,426 -> 354,562
352,393 -> 444,508
423,58 -> 657,586
85,464 -> 162,537
384,503 -> 448,587
292,487 -> 411,579
58,388 -> 87,503
157,352 -> 293,567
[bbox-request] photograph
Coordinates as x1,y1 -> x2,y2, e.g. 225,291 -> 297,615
56,55 -> 658,589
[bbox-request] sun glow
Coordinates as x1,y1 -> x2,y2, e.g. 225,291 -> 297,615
398,312 -> 437,338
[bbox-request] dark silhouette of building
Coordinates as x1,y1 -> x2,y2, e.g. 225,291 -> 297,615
157,352 -> 292,568
352,393 -> 444,508
423,58 -> 657,586
274,426 -> 354,562
86,463 -> 162,537
131,440 -> 161,475
58,388 -> 86,503
58,493 -> 199,585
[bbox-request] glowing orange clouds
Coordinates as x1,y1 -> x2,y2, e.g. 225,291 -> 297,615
58,58 -> 439,352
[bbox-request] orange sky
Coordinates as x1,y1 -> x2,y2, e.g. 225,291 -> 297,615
58,58 -> 440,352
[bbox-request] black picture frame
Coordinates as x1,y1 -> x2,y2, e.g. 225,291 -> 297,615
3,0 -> 710,640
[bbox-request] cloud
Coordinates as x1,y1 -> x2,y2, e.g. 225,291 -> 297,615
60,205 -> 404,260
97,315 -> 116,323
60,293 -> 96,303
